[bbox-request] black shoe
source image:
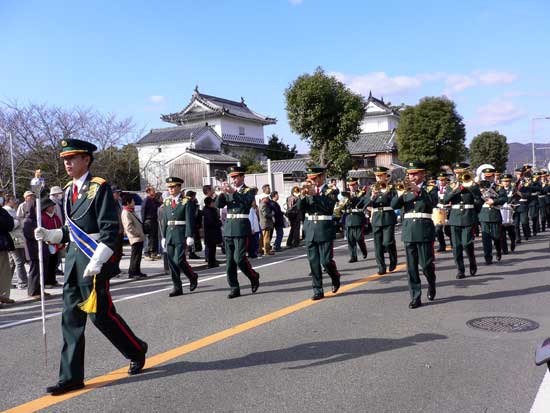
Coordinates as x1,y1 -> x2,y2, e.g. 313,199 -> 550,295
496,253 -> 502,262
428,286 -> 436,301
389,263 -> 396,272
348,257 -> 358,263
311,292 -> 325,301
189,275 -> 198,292
189,253 -> 201,260
46,381 -> 85,395
168,289 -> 183,297
516,239 -> 522,244
251,273 -> 260,293
470,266 -> 477,277
511,241 -> 516,252
456,273 -> 465,279
377,269 -> 387,275
227,290 -> 241,299
332,278 -> 340,294
485,260 -> 493,265
207,262 -> 220,268
409,299 -> 422,309
128,342 -> 148,375
436,247 -> 446,252
363,254 -> 368,260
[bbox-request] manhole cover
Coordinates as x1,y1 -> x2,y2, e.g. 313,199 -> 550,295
466,316 -> 539,333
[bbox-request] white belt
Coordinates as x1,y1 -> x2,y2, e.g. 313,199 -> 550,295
305,214 -> 333,221
372,206 -> 394,213
167,220 -> 186,226
519,199 -> 528,202
482,204 -> 500,209
539,195 -> 546,198
69,232 -> 100,242
436,204 -> 449,209
404,212 -> 432,219
451,204 -> 474,209
226,214 -> 249,219
532,192 -> 540,196
350,209 -> 365,213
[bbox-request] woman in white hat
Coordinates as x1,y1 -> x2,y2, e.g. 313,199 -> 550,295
49,185 -> 64,222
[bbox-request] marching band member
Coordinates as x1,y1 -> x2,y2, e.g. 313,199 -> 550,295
391,162 -> 437,309
477,167 -> 507,265
341,177 -> 368,263
434,172 -> 452,252
444,163 -> 481,279
364,166 -> 397,275
297,166 -> 341,301
500,173 -> 517,254
529,172 -> 543,236
514,167 -> 532,242
215,166 -> 260,299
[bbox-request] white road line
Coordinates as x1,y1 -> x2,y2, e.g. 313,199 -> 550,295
0,241 -> 360,330
531,370 -> 550,412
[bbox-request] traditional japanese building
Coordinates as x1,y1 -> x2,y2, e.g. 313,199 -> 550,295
136,87 -> 276,189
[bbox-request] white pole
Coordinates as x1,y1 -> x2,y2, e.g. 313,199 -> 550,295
267,158 -> 273,191
30,173 -> 47,366
9,133 -> 16,197
532,118 -> 536,168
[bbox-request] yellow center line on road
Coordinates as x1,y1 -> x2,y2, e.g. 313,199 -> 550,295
3,264 -> 406,413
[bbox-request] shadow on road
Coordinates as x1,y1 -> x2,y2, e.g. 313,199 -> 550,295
104,333 -> 447,388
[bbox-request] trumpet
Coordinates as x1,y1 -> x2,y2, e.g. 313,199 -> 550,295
300,180 -> 314,197
395,178 -> 417,195
373,181 -> 388,192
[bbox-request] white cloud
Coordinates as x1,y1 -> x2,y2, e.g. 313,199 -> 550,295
331,70 -> 518,97
149,95 -> 165,104
289,0 -> 303,5
473,99 -> 526,127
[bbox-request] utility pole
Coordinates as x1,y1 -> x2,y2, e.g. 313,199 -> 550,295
9,132 -> 16,197
531,117 -> 550,168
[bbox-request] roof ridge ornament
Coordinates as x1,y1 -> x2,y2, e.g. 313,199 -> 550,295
194,84 -> 199,94
368,90 -> 372,98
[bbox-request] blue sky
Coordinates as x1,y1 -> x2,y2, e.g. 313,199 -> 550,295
2,0 -> 550,153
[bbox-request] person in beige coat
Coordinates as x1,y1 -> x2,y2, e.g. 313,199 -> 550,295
121,193 -> 146,279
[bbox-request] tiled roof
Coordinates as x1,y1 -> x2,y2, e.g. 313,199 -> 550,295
187,150 -> 239,163
161,90 -> 277,126
262,157 -> 311,174
348,130 -> 397,154
136,125 -> 213,145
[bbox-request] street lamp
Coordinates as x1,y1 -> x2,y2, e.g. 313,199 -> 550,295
531,116 -> 550,168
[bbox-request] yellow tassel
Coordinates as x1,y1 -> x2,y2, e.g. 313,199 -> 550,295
78,275 -> 97,313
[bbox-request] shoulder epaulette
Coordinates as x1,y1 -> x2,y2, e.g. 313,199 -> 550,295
91,177 -> 106,185
64,181 -> 72,189
180,196 -> 189,205
243,187 -> 250,193
164,198 -> 171,206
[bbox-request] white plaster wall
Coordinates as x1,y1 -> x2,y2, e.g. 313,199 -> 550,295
219,118 -> 264,143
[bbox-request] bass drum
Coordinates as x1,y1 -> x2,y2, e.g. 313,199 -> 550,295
501,206 -> 514,226
432,208 -> 448,226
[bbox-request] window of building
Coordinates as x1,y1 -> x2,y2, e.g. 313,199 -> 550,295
365,156 -> 376,168
239,126 -> 245,136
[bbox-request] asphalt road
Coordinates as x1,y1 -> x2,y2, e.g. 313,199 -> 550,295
1,230 -> 550,412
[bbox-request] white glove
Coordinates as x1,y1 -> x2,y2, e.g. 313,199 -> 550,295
186,237 -> 194,247
83,243 -> 114,278
34,227 -> 63,243
161,238 -> 166,249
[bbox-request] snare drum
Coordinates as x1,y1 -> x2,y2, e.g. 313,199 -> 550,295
432,208 -> 448,226
500,205 -> 514,226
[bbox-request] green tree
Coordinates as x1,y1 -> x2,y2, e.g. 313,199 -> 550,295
285,67 -> 365,177
469,131 -> 509,172
239,149 -> 266,174
396,96 -> 467,174
264,134 -> 297,160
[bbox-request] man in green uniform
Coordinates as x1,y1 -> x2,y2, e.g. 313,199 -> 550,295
215,166 -> 259,299
529,171 -> 543,236
500,173 -> 517,254
434,172 -> 452,252
161,177 -> 198,297
444,163 -> 482,279
513,167 -> 531,242
477,167 -> 507,264
341,177 -> 368,263
532,172 -> 546,232
391,162 -> 437,309
35,139 -> 147,395
297,166 -> 341,300
364,166 -> 397,275
542,170 -> 550,230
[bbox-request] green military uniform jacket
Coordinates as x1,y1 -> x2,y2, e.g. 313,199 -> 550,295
365,187 -> 397,227
215,185 -> 254,237
61,174 -> 118,285
477,183 -> 507,223
161,194 -> 195,243
391,184 -> 436,243
443,184 -> 482,226
515,182 -> 531,213
297,183 -> 338,243
343,191 -> 367,228
533,181 -> 546,207
543,183 -> 550,205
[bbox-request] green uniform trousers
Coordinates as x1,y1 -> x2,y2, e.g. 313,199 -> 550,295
166,243 -> 197,291
60,277 -> 146,384
224,236 -> 258,292
480,222 -> 502,263
372,225 -> 397,273
450,226 -> 477,275
346,225 -> 367,259
404,242 -> 435,302
306,240 -> 340,295
529,205 -> 540,235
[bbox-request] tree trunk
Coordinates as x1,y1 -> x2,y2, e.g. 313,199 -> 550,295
319,142 -> 327,167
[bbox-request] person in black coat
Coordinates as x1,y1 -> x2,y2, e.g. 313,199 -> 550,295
0,206 -> 15,304
203,197 -> 222,268
23,204 -> 50,299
